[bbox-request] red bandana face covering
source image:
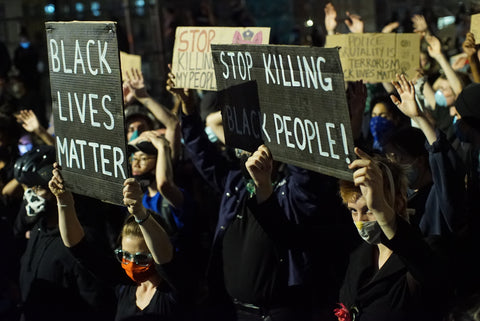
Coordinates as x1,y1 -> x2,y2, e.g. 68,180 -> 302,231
121,258 -> 156,283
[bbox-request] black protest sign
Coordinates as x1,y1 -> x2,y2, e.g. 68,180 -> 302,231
212,44 -> 354,181
218,81 -> 264,152
46,21 -> 127,204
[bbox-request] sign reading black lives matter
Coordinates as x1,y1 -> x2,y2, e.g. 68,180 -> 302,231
212,44 -> 355,181
46,21 -> 128,204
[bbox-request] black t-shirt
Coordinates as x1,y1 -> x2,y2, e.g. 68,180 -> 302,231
115,282 -> 180,321
222,197 -> 287,306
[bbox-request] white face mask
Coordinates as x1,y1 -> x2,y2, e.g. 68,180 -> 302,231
355,220 -> 383,245
24,188 -> 47,216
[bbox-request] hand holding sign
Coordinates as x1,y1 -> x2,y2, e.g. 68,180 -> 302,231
462,32 -> 477,57
246,144 -> 273,203
348,148 -> 395,229
49,162 -> 75,207
166,65 -> 195,115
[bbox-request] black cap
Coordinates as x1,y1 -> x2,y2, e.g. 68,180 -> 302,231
127,139 -> 157,156
14,145 -> 55,187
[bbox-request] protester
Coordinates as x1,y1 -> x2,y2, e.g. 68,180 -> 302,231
15,146 -> 115,321
386,74 -> 467,236
336,148 -> 451,320
48,163 -> 183,321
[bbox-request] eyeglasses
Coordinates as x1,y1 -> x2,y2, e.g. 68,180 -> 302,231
114,248 -> 153,266
129,155 -> 156,166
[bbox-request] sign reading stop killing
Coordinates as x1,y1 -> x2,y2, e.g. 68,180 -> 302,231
212,44 -> 355,181
45,21 -> 128,205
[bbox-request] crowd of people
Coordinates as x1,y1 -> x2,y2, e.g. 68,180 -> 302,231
1,2 -> 480,321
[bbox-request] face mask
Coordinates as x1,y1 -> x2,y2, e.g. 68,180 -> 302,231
121,259 -> 156,283
369,116 -> 395,151
435,90 -> 447,107
355,220 -> 383,245
19,41 -> 30,49
24,188 -> 47,216
129,129 -> 139,142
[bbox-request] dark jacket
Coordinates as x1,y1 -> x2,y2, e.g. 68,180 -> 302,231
181,112 -> 326,287
19,217 -> 115,321
410,129 -> 466,236
339,218 -> 451,321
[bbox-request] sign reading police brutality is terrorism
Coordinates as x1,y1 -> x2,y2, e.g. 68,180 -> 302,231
212,44 -> 355,181
172,27 -> 270,91
45,21 -> 127,205
325,33 -> 420,83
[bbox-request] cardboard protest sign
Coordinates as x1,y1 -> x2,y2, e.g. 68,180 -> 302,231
171,27 -> 270,91
325,33 -> 420,82
470,13 -> 480,44
120,51 -> 141,80
45,21 -> 128,205
212,44 -> 355,181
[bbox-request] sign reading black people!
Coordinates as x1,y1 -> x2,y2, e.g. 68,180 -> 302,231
212,44 -> 355,181
45,21 -> 127,204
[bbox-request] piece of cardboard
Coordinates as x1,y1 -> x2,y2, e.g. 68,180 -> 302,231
120,51 -> 142,81
45,21 -> 128,205
171,27 -> 270,91
212,44 -> 354,181
325,33 -> 420,82
471,13 -> 480,44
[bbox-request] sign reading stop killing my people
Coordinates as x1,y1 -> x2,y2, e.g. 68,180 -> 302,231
45,21 -> 128,204
212,44 -> 355,181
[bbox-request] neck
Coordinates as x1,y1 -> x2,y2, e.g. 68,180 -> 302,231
147,182 -> 157,197
139,273 -> 161,289
376,243 -> 393,269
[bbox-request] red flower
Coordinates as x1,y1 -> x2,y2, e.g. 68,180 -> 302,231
334,303 -> 351,321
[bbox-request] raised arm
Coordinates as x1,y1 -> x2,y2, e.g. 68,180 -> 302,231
425,34 -> 464,96
15,109 -> 55,146
125,68 -> 181,161
348,148 -> 397,239
391,74 -> 437,144
463,32 -> 480,83
48,163 -> 84,247
142,131 -> 184,209
324,2 -> 338,36
123,178 -> 173,264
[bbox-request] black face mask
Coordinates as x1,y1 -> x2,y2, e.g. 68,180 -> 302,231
133,173 -> 156,193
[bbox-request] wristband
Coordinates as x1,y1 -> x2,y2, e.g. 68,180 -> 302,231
135,211 -> 150,224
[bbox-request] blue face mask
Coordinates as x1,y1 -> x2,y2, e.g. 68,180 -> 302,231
435,90 -> 447,107
370,116 -> 395,151
20,41 -> 30,49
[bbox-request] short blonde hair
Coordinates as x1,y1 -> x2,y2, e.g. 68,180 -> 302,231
121,215 -> 144,240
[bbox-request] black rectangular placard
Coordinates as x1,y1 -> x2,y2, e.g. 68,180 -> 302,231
45,21 -> 128,204
212,44 -> 355,181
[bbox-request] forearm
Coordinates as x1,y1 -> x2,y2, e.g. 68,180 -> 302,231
57,192 -> 85,247
423,82 -> 436,109
373,202 -> 397,240
435,54 -> 463,95
411,115 -> 437,145
156,146 -> 184,208
136,209 -> 174,264
34,126 -> 55,146
469,53 -> 480,83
